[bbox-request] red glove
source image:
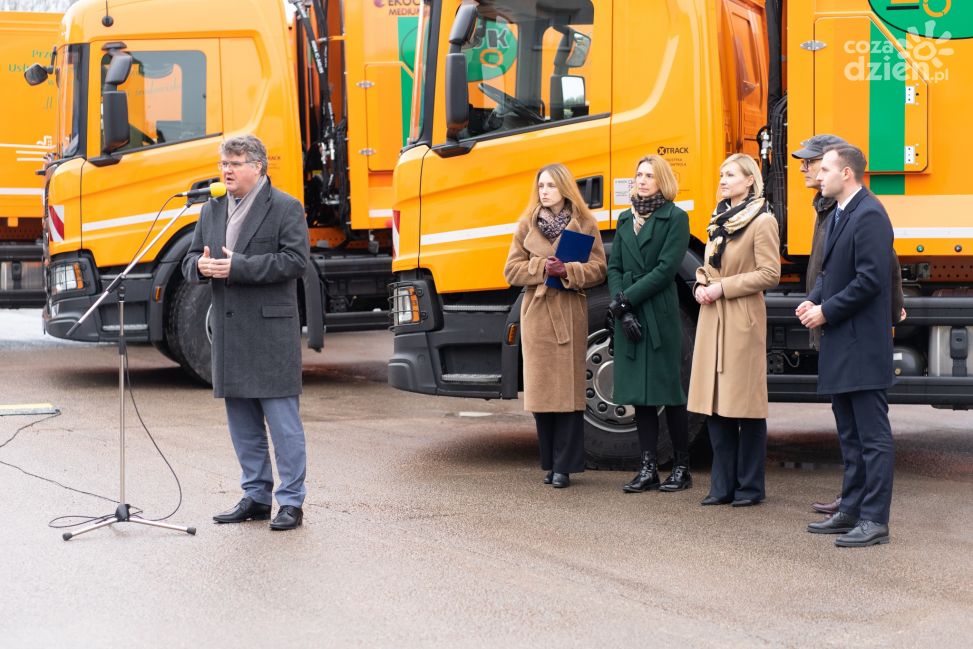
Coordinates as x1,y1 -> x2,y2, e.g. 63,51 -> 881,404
545,256 -> 567,278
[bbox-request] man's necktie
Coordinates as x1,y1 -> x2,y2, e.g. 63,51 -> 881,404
827,207 -> 843,246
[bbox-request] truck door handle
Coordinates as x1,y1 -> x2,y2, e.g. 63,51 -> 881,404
576,175 -> 603,209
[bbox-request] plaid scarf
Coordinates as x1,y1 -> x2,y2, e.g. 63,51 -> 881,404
706,195 -> 766,269
630,192 -> 667,234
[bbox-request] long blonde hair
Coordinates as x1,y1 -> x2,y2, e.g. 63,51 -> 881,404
719,153 -> 764,200
521,163 -> 593,222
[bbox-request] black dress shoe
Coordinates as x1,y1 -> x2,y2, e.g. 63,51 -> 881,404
213,497 -> 272,524
807,511 -> 857,534
835,520 -> 889,547
659,465 -> 693,492
731,498 -> 761,507
700,495 -> 731,506
543,471 -> 554,485
811,495 -> 842,515
551,473 -> 570,488
270,505 -> 304,531
622,453 -> 659,493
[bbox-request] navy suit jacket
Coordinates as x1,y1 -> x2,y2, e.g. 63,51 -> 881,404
808,188 -> 895,394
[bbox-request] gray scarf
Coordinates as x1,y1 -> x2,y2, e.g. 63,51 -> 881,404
225,175 -> 267,251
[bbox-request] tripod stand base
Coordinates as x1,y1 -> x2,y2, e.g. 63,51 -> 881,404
62,503 -> 196,541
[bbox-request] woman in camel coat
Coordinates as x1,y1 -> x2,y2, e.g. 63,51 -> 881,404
688,153 -> 780,507
504,163 -> 607,489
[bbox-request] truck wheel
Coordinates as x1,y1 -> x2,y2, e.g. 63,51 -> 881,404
583,291 -> 706,469
165,280 -> 214,386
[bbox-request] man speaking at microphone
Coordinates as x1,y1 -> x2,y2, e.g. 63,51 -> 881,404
181,134 -> 310,531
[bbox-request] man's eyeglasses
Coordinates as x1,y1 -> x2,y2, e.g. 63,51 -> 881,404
799,157 -> 822,171
217,160 -> 253,171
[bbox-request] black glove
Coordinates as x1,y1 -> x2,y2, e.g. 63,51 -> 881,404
608,291 -> 636,318
604,307 -> 615,333
620,312 -> 642,343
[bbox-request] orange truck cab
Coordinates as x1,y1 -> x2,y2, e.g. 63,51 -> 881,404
28,0 -> 419,382
0,11 -> 60,307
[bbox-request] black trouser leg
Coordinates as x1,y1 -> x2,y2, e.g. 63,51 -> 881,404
706,414 -> 737,500
735,417 -> 767,501
534,412 -> 556,471
664,404 -> 690,457
634,405 -> 660,457
552,411 -> 586,473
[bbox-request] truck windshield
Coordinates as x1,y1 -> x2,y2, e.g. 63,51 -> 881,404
454,0 -> 595,139
407,0 -> 433,144
54,44 -> 84,159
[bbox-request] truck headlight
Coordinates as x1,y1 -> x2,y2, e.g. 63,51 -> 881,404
390,284 -> 421,326
50,261 -> 85,295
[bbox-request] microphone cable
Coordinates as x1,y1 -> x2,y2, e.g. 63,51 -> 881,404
13,193 -> 200,529
0,412 -> 133,529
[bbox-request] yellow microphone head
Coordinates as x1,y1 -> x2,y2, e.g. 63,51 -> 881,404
209,182 -> 227,198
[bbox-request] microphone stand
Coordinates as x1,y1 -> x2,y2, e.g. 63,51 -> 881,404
62,199 -> 198,541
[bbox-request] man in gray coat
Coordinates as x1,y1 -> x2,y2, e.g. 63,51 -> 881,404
181,134 -> 310,531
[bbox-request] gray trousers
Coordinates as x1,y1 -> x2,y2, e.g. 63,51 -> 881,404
225,396 -> 307,508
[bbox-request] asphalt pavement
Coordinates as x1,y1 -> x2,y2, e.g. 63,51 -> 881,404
0,310 -> 970,648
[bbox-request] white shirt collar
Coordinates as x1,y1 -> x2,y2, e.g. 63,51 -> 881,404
837,185 -> 862,211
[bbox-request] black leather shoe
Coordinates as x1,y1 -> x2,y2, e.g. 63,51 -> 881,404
700,495 -> 731,506
622,452 -> 659,493
807,511 -> 857,534
543,471 -> 554,485
731,498 -> 761,507
551,473 -> 570,488
835,520 -> 890,547
213,497 -> 272,524
811,495 -> 842,515
659,462 -> 693,492
270,505 -> 304,531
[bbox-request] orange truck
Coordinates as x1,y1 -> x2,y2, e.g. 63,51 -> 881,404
27,0 -> 419,382
0,11 -> 60,308
388,0 -> 973,466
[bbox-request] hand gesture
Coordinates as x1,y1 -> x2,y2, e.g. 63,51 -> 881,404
207,246 -> 234,279
798,304 -> 827,328
197,246 -> 214,277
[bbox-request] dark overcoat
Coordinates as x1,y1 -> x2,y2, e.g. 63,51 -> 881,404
806,191 -> 904,350
181,179 -> 309,398
608,203 -> 690,406
808,188 -> 895,394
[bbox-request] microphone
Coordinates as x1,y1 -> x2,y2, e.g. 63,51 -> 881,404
178,182 -> 227,199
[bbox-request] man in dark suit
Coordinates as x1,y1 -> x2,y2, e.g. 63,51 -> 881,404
182,134 -> 310,531
796,144 -> 895,547
791,134 -> 906,516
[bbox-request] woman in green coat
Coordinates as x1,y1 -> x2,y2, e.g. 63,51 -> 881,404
607,155 -> 692,493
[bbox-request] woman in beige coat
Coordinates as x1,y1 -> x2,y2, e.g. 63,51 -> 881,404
504,163 -> 607,489
688,154 -> 780,507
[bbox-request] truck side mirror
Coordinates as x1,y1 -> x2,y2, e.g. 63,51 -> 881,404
104,51 -> 133,87
448,4 -> 478,46
102,90 -> 131,154
445,53 -> 469,139
565,31 -> 591,68
24,63 -> 52,86
444,4 -> 478,140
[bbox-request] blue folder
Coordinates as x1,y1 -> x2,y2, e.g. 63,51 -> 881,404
545,228 -> 595,290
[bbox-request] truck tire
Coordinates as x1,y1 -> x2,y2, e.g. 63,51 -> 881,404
165,280 -> 214,386
583,287 -> 706,469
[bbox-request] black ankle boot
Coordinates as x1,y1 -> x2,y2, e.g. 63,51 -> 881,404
660,452 -> 692,491
622,452 -> 659,493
